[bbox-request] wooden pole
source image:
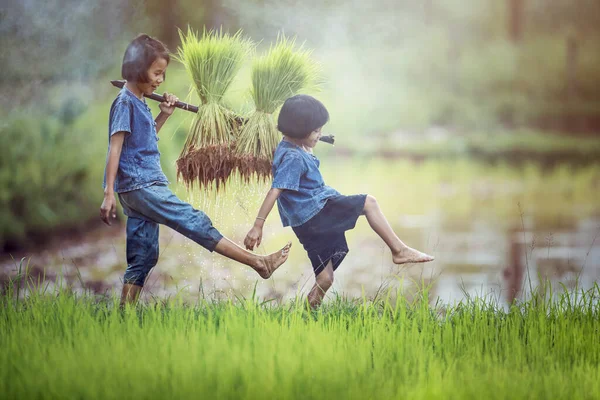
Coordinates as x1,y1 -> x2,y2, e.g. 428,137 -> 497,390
508,0 -> 525,43
109,80 -> 335,144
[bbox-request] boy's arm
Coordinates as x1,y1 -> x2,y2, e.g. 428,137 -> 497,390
100,132 -> 125,226
244,188 -> 282,250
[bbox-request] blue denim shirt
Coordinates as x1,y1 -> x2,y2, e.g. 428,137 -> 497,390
272,140 -> 339,227
103,87 -> 169,193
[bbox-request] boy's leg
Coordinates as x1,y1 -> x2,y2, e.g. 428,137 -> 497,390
120,216 -> 160,306
120,283 -> 142,307
213,237 -> 291,279
307,261 -> 334,309
363,195 -> 434,264
120,185 -> 291,279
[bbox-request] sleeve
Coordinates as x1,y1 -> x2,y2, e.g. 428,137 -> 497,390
272,151 -> 306,191
109,98 -> 132,137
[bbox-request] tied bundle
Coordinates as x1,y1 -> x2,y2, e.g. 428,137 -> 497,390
234,35 -> 320,183
175,27 -> 253,190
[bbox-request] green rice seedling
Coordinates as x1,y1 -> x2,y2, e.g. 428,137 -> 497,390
234,34 -> 321,182
175,27 -> 253,190
1,280 -> 599,399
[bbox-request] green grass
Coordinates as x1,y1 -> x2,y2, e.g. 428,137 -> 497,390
361,129 -> 600,158
1,277 -> 599,399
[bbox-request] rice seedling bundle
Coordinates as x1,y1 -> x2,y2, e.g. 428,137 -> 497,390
175,27 -> 252,190
234,35 -> 321,182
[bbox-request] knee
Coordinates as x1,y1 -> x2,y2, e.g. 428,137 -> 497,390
316,270 -> 334,291
182,211 -> 223,251
123,266 -> 151,287
364,194 -> 378,211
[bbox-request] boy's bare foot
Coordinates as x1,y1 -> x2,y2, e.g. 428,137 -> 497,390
392,246 -> 434,265
256,242 -> 292,279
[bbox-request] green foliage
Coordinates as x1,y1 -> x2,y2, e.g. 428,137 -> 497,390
250,35 -> 321,113
1,280 -> 599,399
0,114 -> 97,249
364,130 -> 600,159
174,27 -> 254,189
234,35 -> 321,181
236,111 -> 279,159
176,27 -> 253,105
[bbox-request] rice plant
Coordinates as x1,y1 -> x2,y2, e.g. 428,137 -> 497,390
234,34 -> 321,182
1,278 -> 599,400
175,27 -> 253,190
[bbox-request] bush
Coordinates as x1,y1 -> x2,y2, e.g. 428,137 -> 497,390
0,112 -> 97,251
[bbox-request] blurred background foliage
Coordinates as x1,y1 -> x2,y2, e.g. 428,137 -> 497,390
1,0 -> 599,252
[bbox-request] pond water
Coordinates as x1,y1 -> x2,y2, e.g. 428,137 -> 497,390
2,159 -> 599,307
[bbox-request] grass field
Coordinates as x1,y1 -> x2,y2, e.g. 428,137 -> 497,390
2,278 -> 599,400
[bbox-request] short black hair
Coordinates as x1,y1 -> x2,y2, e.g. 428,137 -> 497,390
121,34 -> 170,83
277,94 -> 329,139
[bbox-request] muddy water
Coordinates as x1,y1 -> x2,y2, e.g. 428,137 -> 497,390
2,159 -> 599,306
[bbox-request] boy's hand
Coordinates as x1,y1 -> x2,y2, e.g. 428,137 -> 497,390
100,193 -> 117,226
159,92 -> 179,115
244,226 -> 263,250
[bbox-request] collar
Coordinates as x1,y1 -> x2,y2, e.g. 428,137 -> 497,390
280,139 -> 316,158
122,85 -> 148,106
281,138 -> 308,152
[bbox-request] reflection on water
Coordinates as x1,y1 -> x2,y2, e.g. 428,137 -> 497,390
391,214 -> 600,308
1,160 -> 599,306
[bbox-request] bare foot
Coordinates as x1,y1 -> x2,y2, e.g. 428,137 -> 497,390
392,246 -> 434,265
256,242 -> 292,279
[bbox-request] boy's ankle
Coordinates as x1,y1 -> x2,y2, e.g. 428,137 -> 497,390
120,283 -> 142,306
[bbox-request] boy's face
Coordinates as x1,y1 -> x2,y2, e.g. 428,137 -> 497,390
301,127 -> 323,148
137,57 -> 168,96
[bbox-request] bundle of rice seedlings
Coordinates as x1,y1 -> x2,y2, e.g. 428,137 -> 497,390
175,27 -> 252,190
234,35 -> 321,183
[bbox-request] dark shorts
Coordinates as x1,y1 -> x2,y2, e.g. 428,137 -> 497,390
292,194 -> 367,276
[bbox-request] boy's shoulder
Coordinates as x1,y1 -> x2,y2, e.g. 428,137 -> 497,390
109,89 -> 134,118
113,88 -> 133,106
273,142 -> 308,174
274,141 -> 303,159
110,88 -> 134,112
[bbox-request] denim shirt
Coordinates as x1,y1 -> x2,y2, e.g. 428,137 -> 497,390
272,140 -> 339,227
103,87 -> 169,193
